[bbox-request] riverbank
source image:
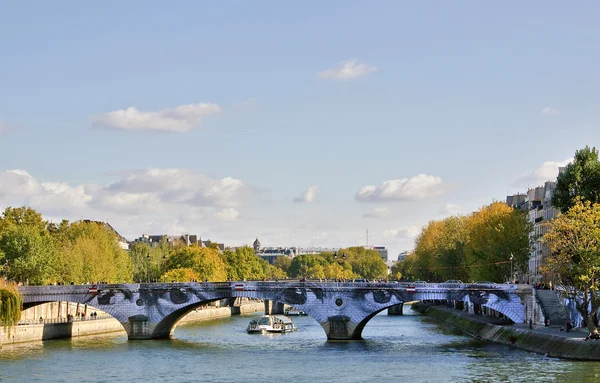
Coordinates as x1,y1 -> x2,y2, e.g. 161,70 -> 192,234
413,302 -> 600,361
1,301 -> 264,347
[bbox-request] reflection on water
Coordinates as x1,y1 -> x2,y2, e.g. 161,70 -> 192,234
2,305 -> 600,383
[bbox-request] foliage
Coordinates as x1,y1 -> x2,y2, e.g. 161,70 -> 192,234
0,224 -> 59,285
54,221 -> 133,284
129,242 -> 168,282
223,246 -> 270,281
161,268 -> 200,283
397,202 -> 531,283
0,207 -> 46,233
287,249 -> 380,280
542,200 -> 600,335
553,146 -> 600,213
465,202 -> 530,282
165,246 -> 227,282
0,279 -> 22,334
343,247 -> 387,280
273,256 -> 292,275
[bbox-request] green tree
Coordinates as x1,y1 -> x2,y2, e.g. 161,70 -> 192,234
55,221 -> 133,284
553,146 -> 600,213
0,224 -> 59,285
348,249 -> 387,280
273,256 -> 292,275
0,206 -> 46,233
0,279 -> 22,335
222,246 -> 269,280
543,200 -> 600,336
129,242 -> 167,282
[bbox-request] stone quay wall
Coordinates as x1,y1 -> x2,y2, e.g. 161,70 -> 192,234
414,303 -> 600,361
1,300 -> 264,347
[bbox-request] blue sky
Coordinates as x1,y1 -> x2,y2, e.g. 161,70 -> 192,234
1,1 -> 599,259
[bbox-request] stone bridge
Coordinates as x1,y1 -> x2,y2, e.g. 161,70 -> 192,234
18,282 -> 531,340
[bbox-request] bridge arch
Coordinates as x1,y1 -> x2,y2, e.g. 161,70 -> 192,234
236,283 -> 408,340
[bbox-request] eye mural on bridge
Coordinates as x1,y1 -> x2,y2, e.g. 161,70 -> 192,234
19,282 -> 527,341
260,283 -> 409,340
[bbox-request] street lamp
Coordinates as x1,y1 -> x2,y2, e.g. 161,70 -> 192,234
510,253 -> 514,283
162,254 -> 167,283
146,254 -> 151,283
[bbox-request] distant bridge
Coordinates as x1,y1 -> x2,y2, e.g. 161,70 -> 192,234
19,282 -> 531,340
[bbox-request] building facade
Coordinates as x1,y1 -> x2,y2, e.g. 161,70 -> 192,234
506,167 -> 565,283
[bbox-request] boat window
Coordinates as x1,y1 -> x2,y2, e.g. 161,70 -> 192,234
259,317 -> 270,325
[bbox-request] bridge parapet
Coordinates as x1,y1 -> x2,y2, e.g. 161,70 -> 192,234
18,281 -> 529,340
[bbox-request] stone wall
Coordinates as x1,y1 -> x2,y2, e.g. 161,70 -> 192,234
1,300 -> 265,346
415,303 -> 600,361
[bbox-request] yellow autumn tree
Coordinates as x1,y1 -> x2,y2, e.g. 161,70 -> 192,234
165,246 -> 228,282
162,268 -> 200,282
465,202 -> 530,282
543,200 -> 600,336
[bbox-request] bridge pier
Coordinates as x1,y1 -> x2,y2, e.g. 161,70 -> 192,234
387,303 -> 404,315
264,300 -> 285,315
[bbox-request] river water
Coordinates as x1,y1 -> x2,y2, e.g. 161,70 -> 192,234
1,307 -> 599,383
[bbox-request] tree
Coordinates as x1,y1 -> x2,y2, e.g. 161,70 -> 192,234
0,207 -> 46,233
553,146 -> 600,213
54,221 -> 133,284
406,202 -> 530,283
543,200 -> 600,336
0,224 -> 59,285
465,202 -> 530,282
162,268 -> 200,283
349,250 -> 387,280
129,242 -> 167,282
0,279 -> 22,335
273,256 -> 292,275
166,246 -> 227,282
222,246 -> 269,281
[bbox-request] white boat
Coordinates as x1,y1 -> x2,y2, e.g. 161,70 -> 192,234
247,315 -> 297,334
284,307 -> 307,316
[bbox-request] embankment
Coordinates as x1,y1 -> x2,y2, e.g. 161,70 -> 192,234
1,301 -> 264,346
414,303 -> 600,361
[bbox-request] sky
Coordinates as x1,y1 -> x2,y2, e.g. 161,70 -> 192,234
1,1 -> 599,259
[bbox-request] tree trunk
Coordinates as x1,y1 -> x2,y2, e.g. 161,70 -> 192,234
584,287 -> 599,336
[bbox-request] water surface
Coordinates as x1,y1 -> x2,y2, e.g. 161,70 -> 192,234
1,307 -> 599,383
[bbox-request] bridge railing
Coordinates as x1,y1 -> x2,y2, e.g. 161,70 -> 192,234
18,281 -> 528,295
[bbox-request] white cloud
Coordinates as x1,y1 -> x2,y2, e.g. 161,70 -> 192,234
92,103 -> 221,133
383,226 -> 420,240
0,168 -> 252,235
356,174 -> 446,203
215,208 -> 239,221
363,207 -> 390,218
513,159 -> 571,187
441,203 -> 461,215
103,169 -> 248,208
317,59 -> 377,81
541,106 -> 557,115
0,170 -> 92,214
293,186 -> 319,203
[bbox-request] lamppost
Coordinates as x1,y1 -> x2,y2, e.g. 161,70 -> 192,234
510,253 -> 514,283
146,254 -> 151,283
162,253 -> 167,283
333,252 -> 346,279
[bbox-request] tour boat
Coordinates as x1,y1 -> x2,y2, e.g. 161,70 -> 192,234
247,315 -> 297,334
284,307 -> 307,316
